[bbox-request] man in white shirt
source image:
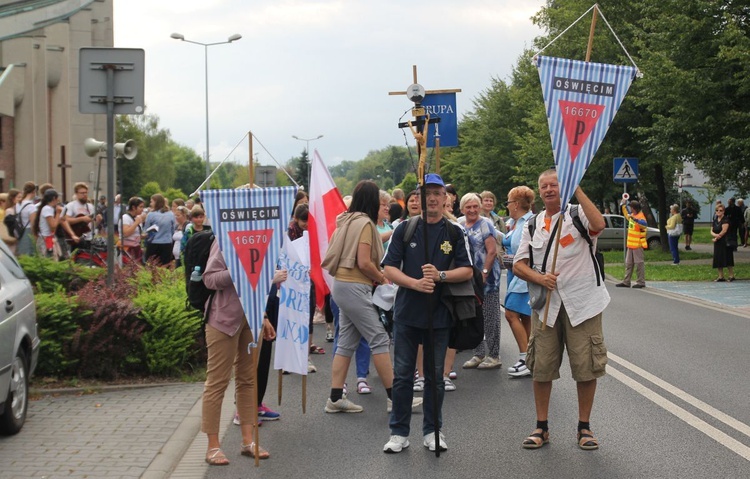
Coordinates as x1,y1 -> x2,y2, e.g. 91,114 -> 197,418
63,182 -> 100,243
513,169 -> 610,451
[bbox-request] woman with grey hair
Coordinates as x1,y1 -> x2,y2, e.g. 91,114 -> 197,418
458,192 -> 502,370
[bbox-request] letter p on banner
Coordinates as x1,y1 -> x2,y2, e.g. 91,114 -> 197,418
536,56 -> 636,209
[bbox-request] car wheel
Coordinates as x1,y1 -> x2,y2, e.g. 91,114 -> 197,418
0,349 -> 29,435
647,237 -> 661,250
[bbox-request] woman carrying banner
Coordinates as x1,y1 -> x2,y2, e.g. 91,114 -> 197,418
201,239 -> 276,465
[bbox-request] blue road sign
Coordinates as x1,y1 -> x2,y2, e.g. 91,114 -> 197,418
613,157 -> 638,183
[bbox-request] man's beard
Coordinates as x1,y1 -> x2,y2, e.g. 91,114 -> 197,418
78,198 -> 87,205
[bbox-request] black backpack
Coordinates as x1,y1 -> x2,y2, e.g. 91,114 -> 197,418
183,230 -> 216,315
527,205 -> 605,286
4,203 -> 31,239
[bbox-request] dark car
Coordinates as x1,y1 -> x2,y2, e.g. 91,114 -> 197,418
0,240 -> 39,435
598,214 -> 662,250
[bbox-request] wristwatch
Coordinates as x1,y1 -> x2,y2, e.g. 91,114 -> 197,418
439,271 -> 447,282
482,268 -> 489,274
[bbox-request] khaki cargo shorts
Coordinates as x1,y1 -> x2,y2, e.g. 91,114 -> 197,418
526,305 -> 607,382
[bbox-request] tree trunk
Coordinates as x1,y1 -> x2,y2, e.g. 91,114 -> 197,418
653,163 -> 670,252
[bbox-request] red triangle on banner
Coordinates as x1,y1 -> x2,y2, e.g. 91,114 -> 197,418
228,230 -> 275,290
558,100 -> 606,162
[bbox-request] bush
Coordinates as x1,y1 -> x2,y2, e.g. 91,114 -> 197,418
34,286 -> 87,376
18,256 -> 103,293
134,278 -> 203,375
72,272 -> 148,379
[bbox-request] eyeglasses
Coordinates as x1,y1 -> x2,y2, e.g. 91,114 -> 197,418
504,200 -> 517,207
716,209 -> 724,212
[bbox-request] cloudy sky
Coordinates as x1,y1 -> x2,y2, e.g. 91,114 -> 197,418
113,0 -> 545,171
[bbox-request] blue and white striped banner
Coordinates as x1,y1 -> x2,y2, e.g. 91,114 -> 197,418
536,56 -> 636,209
201,187 -> 297,345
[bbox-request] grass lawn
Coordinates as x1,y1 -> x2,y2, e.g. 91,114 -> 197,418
605,261 -> 749,282
600,249 -> 712,264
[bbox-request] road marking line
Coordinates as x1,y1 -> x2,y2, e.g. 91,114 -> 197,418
607,367 -> 750,461
609,353 -> 750,439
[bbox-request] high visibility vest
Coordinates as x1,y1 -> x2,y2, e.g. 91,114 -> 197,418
626,211 -> 648,249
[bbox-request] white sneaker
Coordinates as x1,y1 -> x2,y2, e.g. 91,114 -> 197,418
308,359 -> 317,373
462,356 -> 484,369
325,397 -> 363,413
508,359 -> 531,377
443,377 -> 456,391
423,431 -> 448,451
413,376 -> 425,392
387,397 -> 424,413
383,435 -> 410,453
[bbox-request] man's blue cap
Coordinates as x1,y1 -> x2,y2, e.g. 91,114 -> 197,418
423,173 -> 445,187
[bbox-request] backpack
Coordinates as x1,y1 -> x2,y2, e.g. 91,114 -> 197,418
183,230 -> 216,315
5,203 -> 31,239
402,216 -> 485,350
527,205 -> 605,286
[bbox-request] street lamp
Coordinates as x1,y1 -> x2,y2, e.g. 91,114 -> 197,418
291,134 -> 324,156
171,32 -> 242,186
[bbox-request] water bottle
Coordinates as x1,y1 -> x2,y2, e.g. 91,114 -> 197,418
190,266 -> 202,282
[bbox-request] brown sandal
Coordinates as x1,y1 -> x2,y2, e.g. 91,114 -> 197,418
522,429 -> 549,449
241,442 -> 270,459
578,429 -> 599,450
205,448 -> 230,466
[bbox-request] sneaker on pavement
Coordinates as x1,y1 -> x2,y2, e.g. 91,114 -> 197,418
443,377 -> 456,391
462,356 -> 484,369
258,403 -> 280,421
387,397 -> 424,413
413,376 -> 425,392
477,356 -> 502,369
508,359 -> 531,377
448,370 -> 457,380
233,411 -> 240,425
308,359 -> 317,373
326,330 -> 334,342
325,397 -> 363,413
615,282 -> 630,288
423,431 -> 448,452
384,435 -> 410,453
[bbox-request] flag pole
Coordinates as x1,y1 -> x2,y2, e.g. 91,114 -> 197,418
277,369 -> 283,405
250,336 -> 263,467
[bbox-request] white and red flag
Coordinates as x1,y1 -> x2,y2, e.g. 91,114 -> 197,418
536,56 -> 637,208
308,150 -> 346,308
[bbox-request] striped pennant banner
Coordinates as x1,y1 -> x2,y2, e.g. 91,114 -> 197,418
201,187 -> 297,346
536,56 -> 637,209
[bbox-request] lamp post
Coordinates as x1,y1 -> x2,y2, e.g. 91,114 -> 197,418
171,32 -> 242,185
291,134 -> 324,156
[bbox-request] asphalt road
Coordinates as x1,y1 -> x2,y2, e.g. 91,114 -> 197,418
207,281 -> 750,479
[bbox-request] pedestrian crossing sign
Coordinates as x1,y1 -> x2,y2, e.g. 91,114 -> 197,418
613,157 -> 638,183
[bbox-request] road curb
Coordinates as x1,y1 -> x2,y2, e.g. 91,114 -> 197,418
30,381 -> 193,398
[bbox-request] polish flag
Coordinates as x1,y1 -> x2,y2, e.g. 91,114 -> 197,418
308,150 -> 346,308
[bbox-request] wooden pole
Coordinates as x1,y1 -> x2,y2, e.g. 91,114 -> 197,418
585,5 -> 599,62
277,370 -> 283,405
248,131 -> 255,187
302,375 -> 307,414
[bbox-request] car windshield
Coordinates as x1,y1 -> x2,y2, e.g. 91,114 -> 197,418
610,216 -> 625,229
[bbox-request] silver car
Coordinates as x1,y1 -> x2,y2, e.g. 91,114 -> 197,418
0,240 -> 39,435
598,214 -> 662,250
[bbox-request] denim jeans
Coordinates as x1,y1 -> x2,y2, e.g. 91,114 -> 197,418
389,321 -> 450,437
330,297 -> 371,378
668,234 -> 680,264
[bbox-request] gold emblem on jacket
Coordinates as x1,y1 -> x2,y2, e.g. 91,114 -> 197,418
440,241 -> 453,254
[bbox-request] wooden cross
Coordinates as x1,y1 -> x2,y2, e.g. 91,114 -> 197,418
389,65 -> 461,175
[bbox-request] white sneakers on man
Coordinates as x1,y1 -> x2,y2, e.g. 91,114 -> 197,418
325,397 -> 363,413
423,431 -> 448,451
383,435 -> 410,453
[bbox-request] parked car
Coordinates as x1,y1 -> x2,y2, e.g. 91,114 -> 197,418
598,214 -> 662,250
0,239 -> 39,435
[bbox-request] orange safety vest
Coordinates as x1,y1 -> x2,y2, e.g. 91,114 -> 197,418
624,209 -> 647,249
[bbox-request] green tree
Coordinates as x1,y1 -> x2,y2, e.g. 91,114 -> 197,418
139,181 -> 162,200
